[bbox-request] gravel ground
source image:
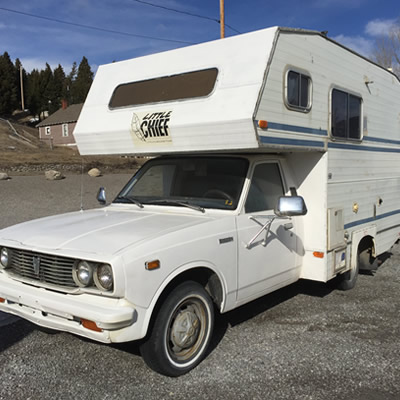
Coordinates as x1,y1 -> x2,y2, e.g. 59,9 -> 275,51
0,174 -> 399,400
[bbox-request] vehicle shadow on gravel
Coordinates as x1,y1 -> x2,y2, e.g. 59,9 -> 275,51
0,319 -> 35,353
208,279 -> 335,355
209,252 -> 391,355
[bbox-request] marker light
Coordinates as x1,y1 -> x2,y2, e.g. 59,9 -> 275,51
258,120 -> 268,129
313,251 -> 325,259
145,260 -> 160,271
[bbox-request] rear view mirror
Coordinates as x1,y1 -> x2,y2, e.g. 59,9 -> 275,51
97,187 -> 106,205
275,196 -> 307,217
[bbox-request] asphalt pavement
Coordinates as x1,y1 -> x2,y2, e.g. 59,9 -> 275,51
0,174 -> 399,400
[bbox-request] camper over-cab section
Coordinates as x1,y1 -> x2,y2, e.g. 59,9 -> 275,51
75,27 -> 400,156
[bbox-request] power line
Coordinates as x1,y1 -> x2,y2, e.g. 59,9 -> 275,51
0,6 -> 195,45
131,0 -> 241,34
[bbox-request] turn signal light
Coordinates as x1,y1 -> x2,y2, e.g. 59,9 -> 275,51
81,318 -> 103,332
0,297 -> 5,303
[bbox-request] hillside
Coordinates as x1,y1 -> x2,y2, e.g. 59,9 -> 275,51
0,116 -> 142,175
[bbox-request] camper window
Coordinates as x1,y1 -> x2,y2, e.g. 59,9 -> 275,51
109,68 -> 218,109
331,89 -> 362,140
286,70 -> 311,111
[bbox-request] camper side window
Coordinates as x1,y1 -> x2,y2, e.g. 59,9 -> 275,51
331,89 -> 362,140
286,70 -> 311,111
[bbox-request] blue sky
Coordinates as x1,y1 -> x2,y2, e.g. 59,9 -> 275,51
0,0 -> 398,73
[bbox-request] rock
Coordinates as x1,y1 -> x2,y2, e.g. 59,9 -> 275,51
45,170 -> 64,180
0,173 -> 10,180
88,168 -> 102,177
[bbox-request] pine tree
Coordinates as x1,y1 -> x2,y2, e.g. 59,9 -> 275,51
0,52 -> 18,115
39,63 -> 55,114
52,64 -> 66,113
26,69 -> 41,117
73,56 -> 93,103
65,61 -> 77,105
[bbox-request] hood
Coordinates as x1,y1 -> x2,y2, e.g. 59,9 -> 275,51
0,207 -> 211,257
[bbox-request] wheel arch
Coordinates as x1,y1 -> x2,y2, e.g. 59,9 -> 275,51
142,263 -> 226,338
350,227 -> 377,270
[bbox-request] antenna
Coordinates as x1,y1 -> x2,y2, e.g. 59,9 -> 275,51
80,158 -> 84,211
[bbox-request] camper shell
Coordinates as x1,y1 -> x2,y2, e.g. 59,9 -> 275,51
1,27 -> 400,376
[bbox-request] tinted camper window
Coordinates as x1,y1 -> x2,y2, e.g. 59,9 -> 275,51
109,68 -> 218,108
331,89 -> 362,140
286,70 -> 311,111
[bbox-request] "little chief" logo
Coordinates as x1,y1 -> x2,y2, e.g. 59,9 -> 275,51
131,111 -> 172,144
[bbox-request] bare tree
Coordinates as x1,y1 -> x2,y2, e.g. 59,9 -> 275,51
371,21 -> 400,77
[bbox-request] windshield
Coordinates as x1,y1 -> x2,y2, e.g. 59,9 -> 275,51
115,157 -> 249,210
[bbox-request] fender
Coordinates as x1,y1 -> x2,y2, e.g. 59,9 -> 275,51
139,260 -> 229,338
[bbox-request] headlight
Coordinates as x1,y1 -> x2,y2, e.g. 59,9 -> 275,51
94,263 -> 113,291
0,248 -> 10,268
72,261 -> 94,287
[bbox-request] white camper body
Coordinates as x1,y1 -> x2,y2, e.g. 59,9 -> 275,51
75,26 -> 400,282
1,27 -> 400,376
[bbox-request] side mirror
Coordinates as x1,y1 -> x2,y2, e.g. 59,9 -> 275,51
275,196 -> 307,217
97,187 -> 106,205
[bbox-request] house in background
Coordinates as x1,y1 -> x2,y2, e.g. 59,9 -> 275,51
37,102 -> 83,147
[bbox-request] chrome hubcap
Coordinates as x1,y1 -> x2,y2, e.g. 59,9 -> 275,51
167,298 -> 208,362
171,306 -> 201,349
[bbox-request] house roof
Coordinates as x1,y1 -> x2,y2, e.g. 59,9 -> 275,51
37,103 -> 84,127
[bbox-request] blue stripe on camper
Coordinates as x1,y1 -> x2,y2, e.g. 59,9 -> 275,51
363,136 -> 400,145
344,209 -> 400,229
259,136 -> 325,148
265,122 -> 328,136
257,120 -> 400,152
328,142 -> 400,153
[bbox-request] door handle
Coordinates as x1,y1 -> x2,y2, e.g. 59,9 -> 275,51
284,222 -> 293,230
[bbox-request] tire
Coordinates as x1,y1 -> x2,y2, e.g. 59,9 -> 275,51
358,247 -> 379,271
337,251 -> 360,291
140,281 -> 214,377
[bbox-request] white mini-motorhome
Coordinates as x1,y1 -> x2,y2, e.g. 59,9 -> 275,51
1,27 -> 399,376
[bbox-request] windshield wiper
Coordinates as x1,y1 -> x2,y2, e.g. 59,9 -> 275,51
148,199 -> 205,213
114,195 -> 144,208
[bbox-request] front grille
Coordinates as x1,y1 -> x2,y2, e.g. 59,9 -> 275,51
8,248 -> 77,288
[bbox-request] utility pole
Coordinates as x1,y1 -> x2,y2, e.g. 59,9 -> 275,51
20,65 -> 25,111
220,0 -> 225,38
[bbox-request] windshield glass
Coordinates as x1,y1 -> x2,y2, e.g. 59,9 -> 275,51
115,157 -> 249,210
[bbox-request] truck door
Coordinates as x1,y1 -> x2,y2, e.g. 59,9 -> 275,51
236,162 -> 298,302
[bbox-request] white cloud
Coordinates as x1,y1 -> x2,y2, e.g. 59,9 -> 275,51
20,57 -> 73,73
365,18 -> 398,37
332,34 -> 374,57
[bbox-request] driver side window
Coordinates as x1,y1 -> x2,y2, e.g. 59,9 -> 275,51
245,163 -> 284,213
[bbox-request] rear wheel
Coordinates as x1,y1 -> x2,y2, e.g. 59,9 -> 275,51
140,281 -> 214,376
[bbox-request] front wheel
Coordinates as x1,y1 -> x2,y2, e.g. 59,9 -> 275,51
140,281 -> 214,376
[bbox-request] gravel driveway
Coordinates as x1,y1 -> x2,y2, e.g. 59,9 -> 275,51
0,174 -> 399,400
